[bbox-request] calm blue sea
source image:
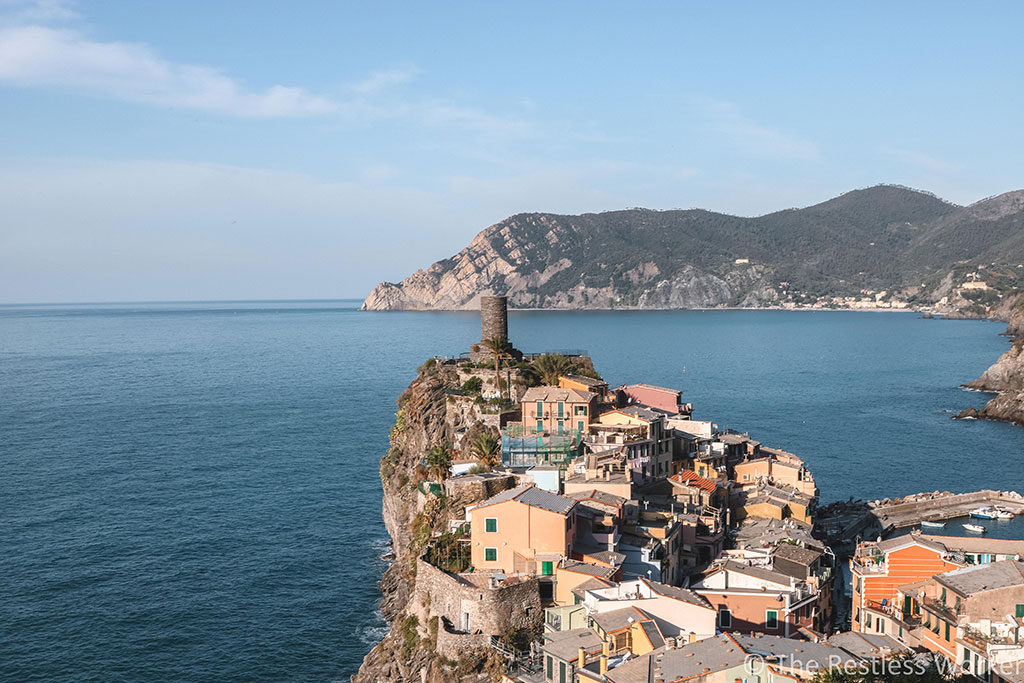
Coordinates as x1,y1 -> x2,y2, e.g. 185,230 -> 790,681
2,300 -> 1022,681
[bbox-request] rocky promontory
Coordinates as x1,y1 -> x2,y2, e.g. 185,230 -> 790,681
959,302 -> 1024,425
353,354 -> 562,683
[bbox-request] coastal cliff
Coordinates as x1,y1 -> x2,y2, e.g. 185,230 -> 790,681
960,302 -> 1024,425
353,358 -> 539,683
363,185 -> 1024,313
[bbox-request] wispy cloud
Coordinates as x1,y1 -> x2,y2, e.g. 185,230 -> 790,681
349,64 -> 421,94
698,97 -> 819,160
0,25 -> 335,117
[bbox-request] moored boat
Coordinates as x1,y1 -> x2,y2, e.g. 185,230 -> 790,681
963,523 -> 987,533
970,507 -> 998,520
920,520 -> 945,528
994,507 -> 1014,519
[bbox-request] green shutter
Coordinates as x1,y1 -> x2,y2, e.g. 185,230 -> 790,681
485,518 -> 497,533
485,547 -> 497,562
558,402 -> 564,417
1016,604 -> 1024,618
542,561 -> 553,576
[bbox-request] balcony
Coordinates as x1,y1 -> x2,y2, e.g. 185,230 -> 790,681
851,557 -> 887,574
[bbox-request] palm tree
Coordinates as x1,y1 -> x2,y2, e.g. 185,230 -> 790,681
425,444 -> 452,481
471,432 -> 502,469
479,336 -> 512,401
532,353 -> 574,386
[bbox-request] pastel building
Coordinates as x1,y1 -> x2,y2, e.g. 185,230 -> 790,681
469,486 -> 578,579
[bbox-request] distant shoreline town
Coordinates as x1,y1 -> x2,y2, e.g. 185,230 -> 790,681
354,297 -> 1024,683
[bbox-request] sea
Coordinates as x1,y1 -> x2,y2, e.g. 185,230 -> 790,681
2,300 -> 1023,681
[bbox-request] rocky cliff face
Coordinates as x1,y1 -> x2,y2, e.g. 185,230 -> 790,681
959,301 -> 1024,425
354,359 -> 529,683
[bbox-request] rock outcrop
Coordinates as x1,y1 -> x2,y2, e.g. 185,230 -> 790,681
354,358 -> 540,683
959,300 -> 1024,425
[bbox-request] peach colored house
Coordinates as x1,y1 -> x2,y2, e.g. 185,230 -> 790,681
469,485 -> 578,577
521,386 -> 598,436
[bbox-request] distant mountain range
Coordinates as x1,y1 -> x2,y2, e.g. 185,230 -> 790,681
361,185 -> 1024,315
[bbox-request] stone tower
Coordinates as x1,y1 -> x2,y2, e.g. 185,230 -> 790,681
480,296 -> 508,341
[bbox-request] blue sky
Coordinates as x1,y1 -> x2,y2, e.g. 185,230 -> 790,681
1,0 -> 1023,302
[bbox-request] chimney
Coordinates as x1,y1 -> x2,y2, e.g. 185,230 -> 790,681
578,647 -> 586,668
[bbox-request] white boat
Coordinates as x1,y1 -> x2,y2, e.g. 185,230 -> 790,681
920,520 -> 945,529
971,508 -> 998,520
963,523 -> 987,533
994,508 -> 1015,519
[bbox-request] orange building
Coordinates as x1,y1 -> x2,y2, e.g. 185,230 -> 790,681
850,534 -> 960,634
469,485 -> 578,577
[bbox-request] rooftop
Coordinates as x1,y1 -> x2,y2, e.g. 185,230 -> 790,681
935,560 -> 1024,596
541,627 -> 603,661
567,489 -> 626,507
560,560 -> 620,580
772,542 -> 824,567
592,606 -> 653,633
827,631 -> 909,659
732,633 -> 858,669
521,386 -> 596,403
921,534 -> 1024,555
560,374 -> 608,389
640,577 -> 714,609
669,470 -> 719,494
606,634 -> 747,683
476,485 -> 577,515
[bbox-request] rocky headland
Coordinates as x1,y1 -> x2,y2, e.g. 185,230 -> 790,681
958,302 -> 1024,425
362,185 -> 1024,316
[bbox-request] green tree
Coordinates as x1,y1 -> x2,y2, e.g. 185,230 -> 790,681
425,444 -> 452,481
471,431 -> 502,469
532,353 -> 574,386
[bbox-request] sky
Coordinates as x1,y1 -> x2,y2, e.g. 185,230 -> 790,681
1,1 -> 1023,303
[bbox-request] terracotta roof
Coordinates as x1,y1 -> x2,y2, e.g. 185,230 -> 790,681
669,469 -> 719,493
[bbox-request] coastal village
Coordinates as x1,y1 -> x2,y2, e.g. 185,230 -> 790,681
363,296 -> 1024,683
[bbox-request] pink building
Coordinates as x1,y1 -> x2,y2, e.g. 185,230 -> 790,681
617,383 -> 691,416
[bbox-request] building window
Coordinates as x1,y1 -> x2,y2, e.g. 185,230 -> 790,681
577,420 -> 584,432
546,655 -> 553,679
485,547 -> 497,562
485,518 -> 497,533
575,405 -> 587,416
557,420 -> 564,434
719,608 -> 732,628
557,402 -> 564,418
536,419 -> 544,432
542,561 -> 553,576
559,661 -> 566,683
878,619 -> 884,634
945,622 -> 950,641
536,401 -> 544,417
941,588 -> 946,605
1016,604 -> 1024,618
865,614 -> 872,629
766,610 -> 778,629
